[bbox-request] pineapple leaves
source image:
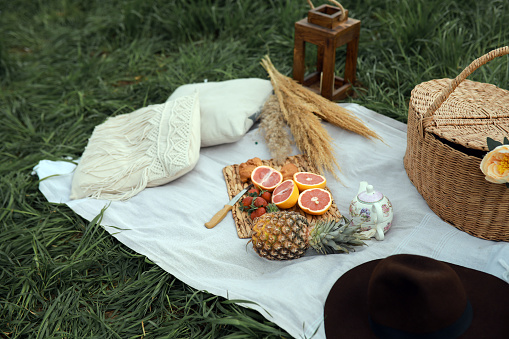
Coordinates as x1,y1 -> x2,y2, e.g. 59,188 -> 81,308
311,216 -> 367,255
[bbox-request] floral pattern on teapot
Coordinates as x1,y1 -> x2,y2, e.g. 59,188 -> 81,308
382,203 -> 392,216
349,200 -> 393,232
349,203 -> 371,222
349,201 -> 393,220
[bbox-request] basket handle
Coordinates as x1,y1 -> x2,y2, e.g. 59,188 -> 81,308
420,46 -> 509,133
306,0 -> 347,21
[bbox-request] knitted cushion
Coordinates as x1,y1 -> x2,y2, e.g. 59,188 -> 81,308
70,92 -> 200,200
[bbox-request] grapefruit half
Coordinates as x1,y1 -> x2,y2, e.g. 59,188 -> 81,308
271,180 -> 299,209
297,188 -> 332,215
293,172 -> 326,191
250,165 -> 283,192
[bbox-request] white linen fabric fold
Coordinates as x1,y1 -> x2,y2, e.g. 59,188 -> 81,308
34,104 -> 509,339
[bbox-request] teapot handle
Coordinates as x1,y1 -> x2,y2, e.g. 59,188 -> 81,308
371,204 -> 385,241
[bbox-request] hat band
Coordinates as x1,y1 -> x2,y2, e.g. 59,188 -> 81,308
369,301 -> 473,339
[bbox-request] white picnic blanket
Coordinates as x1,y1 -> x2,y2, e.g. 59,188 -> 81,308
34,103 -> 509,339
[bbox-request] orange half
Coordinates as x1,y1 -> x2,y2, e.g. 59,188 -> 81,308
250,165 -> 283,192
293,172 -> 327,192
271,180 -> 299,209
297,188 -> 332,215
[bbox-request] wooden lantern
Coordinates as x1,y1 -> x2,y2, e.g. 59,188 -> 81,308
293,4 -> 360,101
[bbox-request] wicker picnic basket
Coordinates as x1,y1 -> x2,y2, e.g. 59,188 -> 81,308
404,46 -> 509,242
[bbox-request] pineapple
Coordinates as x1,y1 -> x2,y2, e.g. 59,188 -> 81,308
250,210 -> 366,260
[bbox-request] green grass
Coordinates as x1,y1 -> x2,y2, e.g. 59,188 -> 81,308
1,0 -> 507,337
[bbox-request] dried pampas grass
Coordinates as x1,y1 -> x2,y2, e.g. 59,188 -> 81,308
259,95 -> 294,165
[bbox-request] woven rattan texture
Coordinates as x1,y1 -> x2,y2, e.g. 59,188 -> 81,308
413,78 -> 509,151
222,154 -> 342,238
405,46 -> 509,242
405,108 -> 509,241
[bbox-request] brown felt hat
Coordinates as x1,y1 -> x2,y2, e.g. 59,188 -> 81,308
324,254 -> 509,338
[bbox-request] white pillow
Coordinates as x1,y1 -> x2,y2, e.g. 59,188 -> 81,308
167,78 -> 273,147
70,92 -> 200,201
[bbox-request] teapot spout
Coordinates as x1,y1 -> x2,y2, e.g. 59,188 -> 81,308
358,181 -> 369,194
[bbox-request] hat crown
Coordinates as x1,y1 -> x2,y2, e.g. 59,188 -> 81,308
325,254 -> 509,339
368,255 -> 469,335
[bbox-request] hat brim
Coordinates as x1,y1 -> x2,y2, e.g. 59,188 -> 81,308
324,258 -> 509,338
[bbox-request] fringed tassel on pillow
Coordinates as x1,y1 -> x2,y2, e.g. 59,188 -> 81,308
70,93 -> 201,201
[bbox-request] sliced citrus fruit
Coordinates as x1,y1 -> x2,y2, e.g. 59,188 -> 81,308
271,180 -> 299,209
250,165 -> 283,192
293,172 -> 326,191
297,188 -> 332,215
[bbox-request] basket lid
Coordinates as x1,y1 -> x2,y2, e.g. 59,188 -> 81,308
410,78 -> 509,151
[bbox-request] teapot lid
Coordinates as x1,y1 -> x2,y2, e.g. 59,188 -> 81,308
357,185 -> 383,203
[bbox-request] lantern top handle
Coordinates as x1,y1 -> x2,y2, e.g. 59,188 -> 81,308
306,0 -> 347,21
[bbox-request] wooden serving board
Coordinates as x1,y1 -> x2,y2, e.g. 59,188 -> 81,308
222,154 -> 342,238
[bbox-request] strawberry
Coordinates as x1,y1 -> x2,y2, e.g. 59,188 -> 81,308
250,207 -> 266,220
240,196 -> 254,212
261,191 -> 271,202
253,197 -> 268,208
248,187 -> 261,197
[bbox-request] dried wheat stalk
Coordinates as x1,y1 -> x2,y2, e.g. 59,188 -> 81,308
279,76 -> 382,141
262,60 -> 381,141
259,94 -> 294,165
261,56 -> 342,179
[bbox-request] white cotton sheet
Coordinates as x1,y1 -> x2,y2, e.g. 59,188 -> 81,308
34,103 -> 509,339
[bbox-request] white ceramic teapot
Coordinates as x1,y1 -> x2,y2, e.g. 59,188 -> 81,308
349,181 -> 393,241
